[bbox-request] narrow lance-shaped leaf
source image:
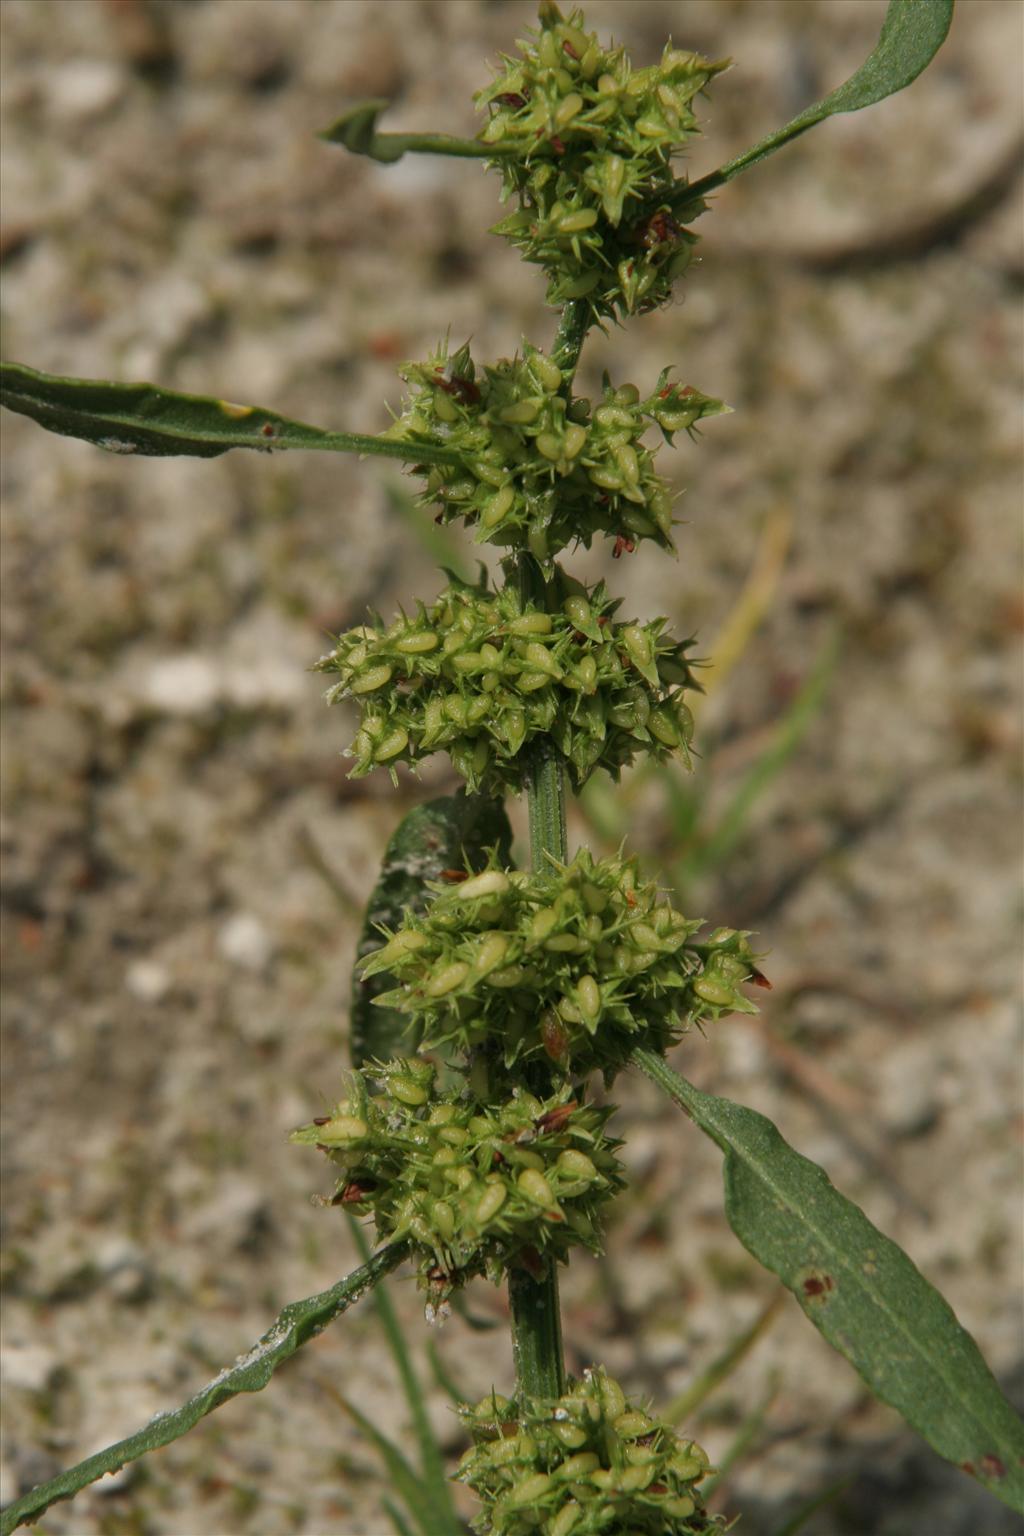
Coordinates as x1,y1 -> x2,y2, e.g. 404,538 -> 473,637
675,0 -> 955,211
634,1048 -> 1024,1516
319,99 -> 508,164
0,361 -> 461,466
0,1244 -> 408,1536
352,790 -> 513,1066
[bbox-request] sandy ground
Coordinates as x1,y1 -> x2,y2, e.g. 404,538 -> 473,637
1,2 -> 1022,1533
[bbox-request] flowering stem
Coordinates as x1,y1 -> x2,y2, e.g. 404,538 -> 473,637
508,720 -> 568,1400
504,298 -> 592,1403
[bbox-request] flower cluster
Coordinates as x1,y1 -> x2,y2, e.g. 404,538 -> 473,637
456,1367 -> 719,1535
361,850 -> 760,1082
383,338 -> 725,560
476,2 -> 727,319
316,566 -> 699,793
291,1062 -> 624,1303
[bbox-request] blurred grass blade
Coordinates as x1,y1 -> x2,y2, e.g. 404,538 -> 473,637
348,1218 -> 459,1528
329,1391 -> 445,1536
427,1336 -> 468,1406
320,99 -> 504,162
682,628 -> 839,883
0,1244 -> 408,1536
695,506 -> 793,716
0,361 -> 460,465
352,791 -> 512,1066
635,1050 -> 1024,1514
679,0 -> 954,205
662,1293 -> 784,1424
700,1374 -> 780,1500
771,1479 -> 852,1536
384,481 -> 470,582
384,1500 -> 418,1536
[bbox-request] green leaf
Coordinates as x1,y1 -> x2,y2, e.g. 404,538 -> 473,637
0,361 -> 460,465
319,99 -> 503,163
0,1244 -> 408,1536
351,790 -> 513,1067
635,1050 -> 1024,1514
677,0 -> 954,207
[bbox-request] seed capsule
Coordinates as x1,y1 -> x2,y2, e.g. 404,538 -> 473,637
510,612 -> 553,636
576,975 -> 600,1020
391,1078 -> 428,1107
318,1116 -> 368,1144
556,1149 -> 597,1184
534,903 -> 555,940
574,655 -> 597,692
594,405 -> 635,429
563,595 -> 591,628
614,443 -> 640,484
549,1502 -> 582,1536
482,483 -> 515,527
621,625 -> 652,669
562,422 -> 587,459
395,631 -> 438,655
375,726 -> 408,761
351,663 -> 393,694
458,869 -> 510,900
648,707 -> 680,747
518,1168 -> 556,1207
535,431 -> 564,461
524,641 -> 562,676
432,1200 -> 455,1241
425,961 -> 470,998
558,206 -> 597,235
474,933 -> 509,974
554,93 -> 584,130
376,928 -> 428,963
556,1452 -> 599,1480
509,1473 -> 553,1506
552,1422 -> 587,1450
693,976 -> 735,1007
588,465 -> 623,491
475,1181 -> 507,1225
531,352 -> 563,393
498,399 -> 541,425
613,1411 -> 651,1439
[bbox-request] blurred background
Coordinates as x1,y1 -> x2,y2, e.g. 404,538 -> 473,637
1,2 -> 1021,1532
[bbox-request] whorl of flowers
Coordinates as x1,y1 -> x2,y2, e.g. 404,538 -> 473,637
361,849 -> 760,1082
456,1367 -> 720,1535
476,2 -> 728,319
291,1063 -> 624,1305
315,566 -> 699,793
382,338 -> 725,561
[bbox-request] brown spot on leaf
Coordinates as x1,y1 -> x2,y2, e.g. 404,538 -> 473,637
799,1268 -> 836,1303
980,1454 -> 1006,1480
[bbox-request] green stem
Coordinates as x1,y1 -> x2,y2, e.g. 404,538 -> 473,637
505,553 -> 571,1402
504,296 -> 593,1405
507,729 -> 567,1401
550,299 -> 591,376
